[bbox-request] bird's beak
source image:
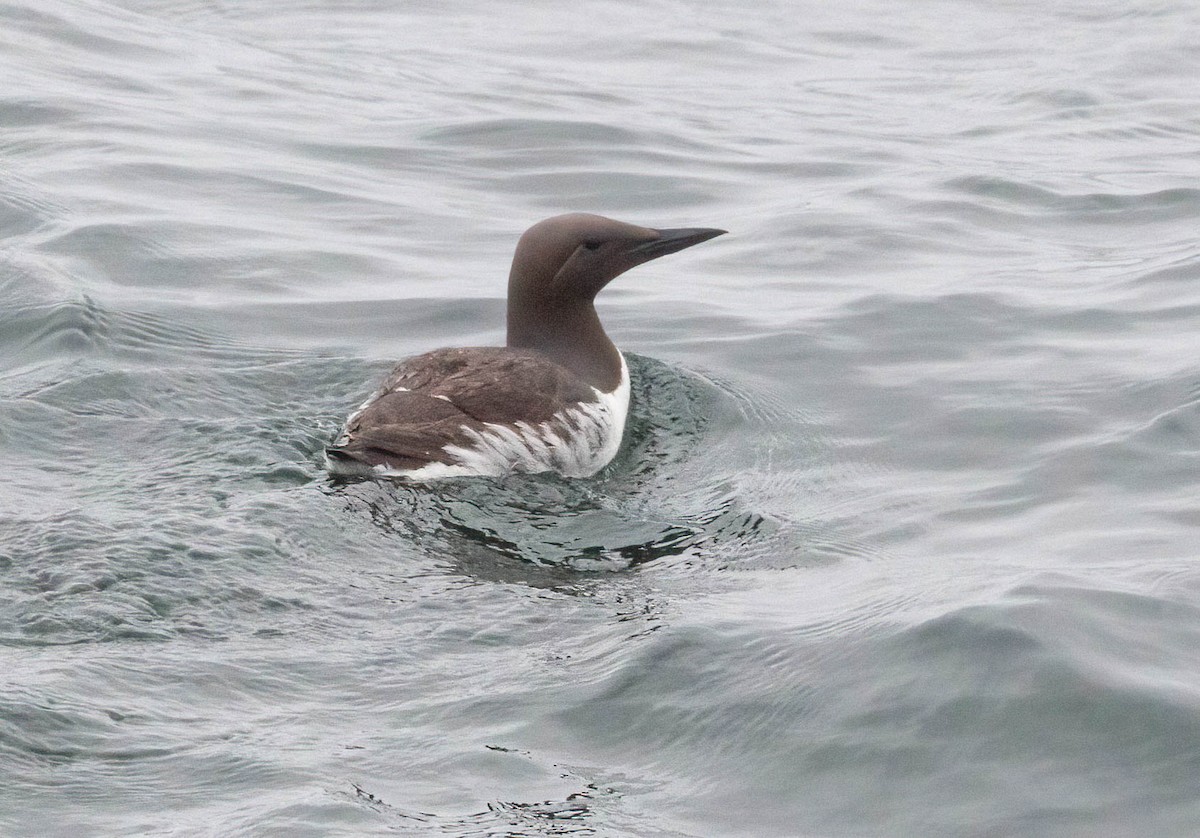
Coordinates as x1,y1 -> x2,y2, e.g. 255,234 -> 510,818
631,227 -> 727,261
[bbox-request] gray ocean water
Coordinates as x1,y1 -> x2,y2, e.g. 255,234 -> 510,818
4,0 -> 1200,835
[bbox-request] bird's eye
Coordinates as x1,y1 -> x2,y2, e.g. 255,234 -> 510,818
583,240 -> 602,251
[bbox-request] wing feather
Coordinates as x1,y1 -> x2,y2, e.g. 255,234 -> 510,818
328,347 -> 599,472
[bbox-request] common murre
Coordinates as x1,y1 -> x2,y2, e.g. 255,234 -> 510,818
326,213 -> 725,479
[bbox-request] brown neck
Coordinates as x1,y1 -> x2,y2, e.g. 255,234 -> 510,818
506,297 -> 622,392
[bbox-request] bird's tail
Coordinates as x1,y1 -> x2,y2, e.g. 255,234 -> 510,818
324,445 -> 372,475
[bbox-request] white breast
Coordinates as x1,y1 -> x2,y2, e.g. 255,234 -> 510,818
378,353 -> 631,480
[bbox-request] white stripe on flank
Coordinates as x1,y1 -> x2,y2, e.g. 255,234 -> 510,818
376,353 -> 631,480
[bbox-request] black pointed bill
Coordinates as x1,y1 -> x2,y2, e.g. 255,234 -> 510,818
631,226 -> 727,260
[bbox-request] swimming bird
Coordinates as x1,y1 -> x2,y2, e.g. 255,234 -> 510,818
325,213 -> 725,479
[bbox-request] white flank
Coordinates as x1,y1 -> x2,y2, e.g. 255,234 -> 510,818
363,353 -> 631,480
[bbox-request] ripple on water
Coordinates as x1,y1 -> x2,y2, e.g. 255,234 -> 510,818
335,758 -> 671,838
329,353 -> 834,577
945,177 -> 1200,225
508,580 -> 1200,836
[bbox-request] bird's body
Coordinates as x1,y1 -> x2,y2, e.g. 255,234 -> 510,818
328,346 -> 629,479
326,213 -> 724,479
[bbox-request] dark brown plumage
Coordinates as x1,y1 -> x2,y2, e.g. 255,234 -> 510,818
327,213 -> 725,477
329,347 -> 597,472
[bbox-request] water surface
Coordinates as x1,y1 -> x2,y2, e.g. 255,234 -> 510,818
4,0 -> 1200,835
